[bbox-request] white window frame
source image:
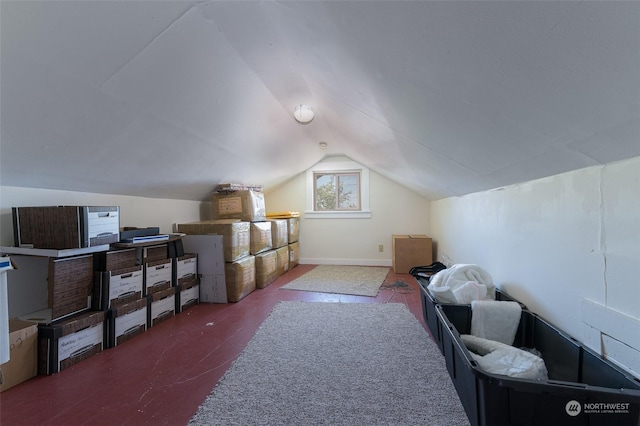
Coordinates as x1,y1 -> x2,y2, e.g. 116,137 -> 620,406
305,160 -> 371,219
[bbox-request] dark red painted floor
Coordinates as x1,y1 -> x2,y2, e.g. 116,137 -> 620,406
0,265 -> 427,426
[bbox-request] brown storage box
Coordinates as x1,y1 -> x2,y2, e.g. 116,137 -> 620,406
94,248 -> 137,271
174,254 -> 197,281
250,221 -> 272,255
48,255 -> 94,321
108,298 -> 148,348
0,320 -> 38,392
143,245 -> 168,264
12,206 -> 119,249
255,250 -> 278,289
287,217 -> 299,243
93,265 -> 144,310
268,219 -> 288,248
211,190 -> 266,222
144,258 -> 172,296
148,287 -> 176,328
288,241 -> 299,269
177,220 -> 250,262
38,310 -> 106,375
275,246 -> 289,277
392,234 -> 433,273
224,256 -> 256,302
176,276 -> 199,313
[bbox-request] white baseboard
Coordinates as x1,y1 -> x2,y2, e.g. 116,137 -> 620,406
299,258 -> 392,267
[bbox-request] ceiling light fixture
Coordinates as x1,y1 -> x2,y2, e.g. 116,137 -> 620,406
293,104 -> 314,124
319,141 -> 328,149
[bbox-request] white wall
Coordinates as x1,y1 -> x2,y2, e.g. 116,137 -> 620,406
265,161 -> 431,266
430,156 -> 640,378
0,186 -> 206,246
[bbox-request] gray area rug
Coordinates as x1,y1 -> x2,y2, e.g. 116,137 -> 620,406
280,265 -> 390,296
190,301 -> 470,425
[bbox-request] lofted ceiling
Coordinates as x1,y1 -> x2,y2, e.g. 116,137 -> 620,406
1,1 -> 639,201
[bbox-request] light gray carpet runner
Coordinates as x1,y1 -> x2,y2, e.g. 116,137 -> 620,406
280,265 -> 390,297
190,301 -> 469,425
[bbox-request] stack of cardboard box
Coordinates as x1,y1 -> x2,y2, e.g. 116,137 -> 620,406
94,248 -> 146,348
36,254 -> 107,375
177,188 -> 300,303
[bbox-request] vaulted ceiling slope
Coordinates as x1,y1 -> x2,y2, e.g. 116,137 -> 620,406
1,1 -> 638,201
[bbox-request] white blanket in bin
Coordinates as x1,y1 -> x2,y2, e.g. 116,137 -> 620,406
462,334 -> 548,381
427,264 -> 495,304
471,299 -> 522,345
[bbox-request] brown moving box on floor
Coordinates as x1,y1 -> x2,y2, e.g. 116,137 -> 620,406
392,234 -> 433,273
0,319 -> 38,392
224,256 -> 256,302
255,250 -> 278,289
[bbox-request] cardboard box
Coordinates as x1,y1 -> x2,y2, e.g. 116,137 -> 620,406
288,241 -> 299,269
275,246 -> 289,277
268,219 -> 288,248
174,254 -> 197,281
177,220 -> 250,262
107,298 -> 148,348
38,310 -> 106,375
211,190 -> 266,222
144,259 -> 172,296
142,245 -> 168,264
12,206 -> 119,249
255,250 -> 278,289
0,320 -> 38,392
287,217 -> 299,243
93,265 -> 143,310
148,287 -> 176,328
224,256 -> 256,302
94,248 -> 137,271
250,221 -> 272,255
392,235 -> 433,273
48,255 -> 94,321
176,276 -> 199,313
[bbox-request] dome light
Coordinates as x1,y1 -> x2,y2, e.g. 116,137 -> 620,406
293,104 -> 314,124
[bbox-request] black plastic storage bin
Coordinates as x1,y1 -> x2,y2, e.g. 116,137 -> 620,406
417,278 -> 526,354
436,304 -> 640,426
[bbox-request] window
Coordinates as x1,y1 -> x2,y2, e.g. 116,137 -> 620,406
305,159 -> 371,219
314,172 -> 360,211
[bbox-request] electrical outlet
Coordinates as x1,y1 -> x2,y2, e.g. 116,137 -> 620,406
378,244 -> 384,252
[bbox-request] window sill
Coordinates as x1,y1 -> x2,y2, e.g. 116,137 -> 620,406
304,211 -> 372,219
